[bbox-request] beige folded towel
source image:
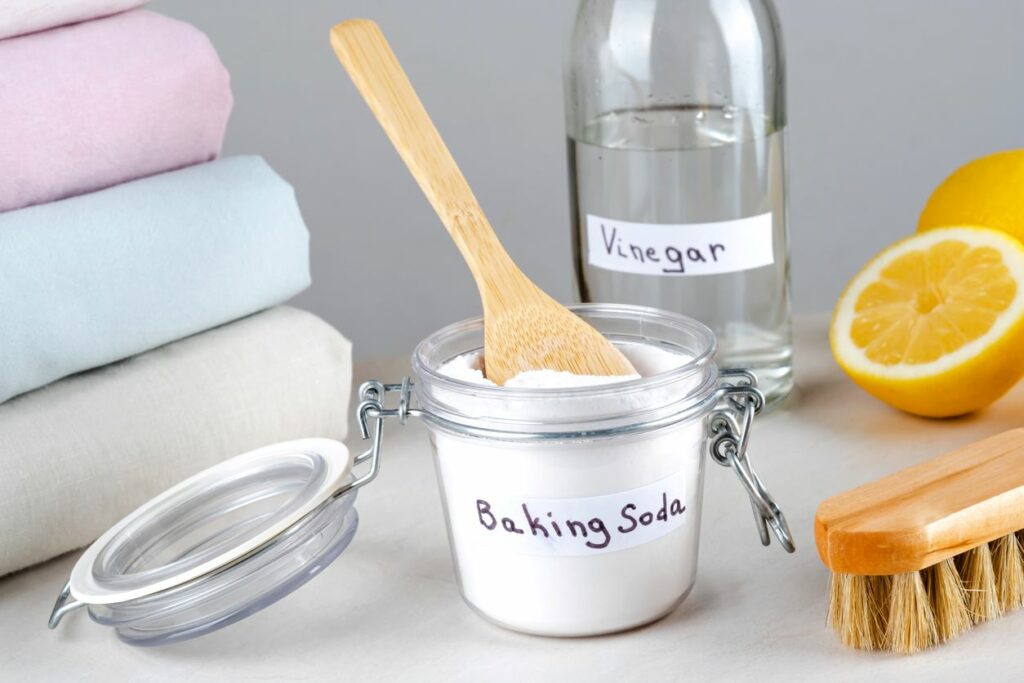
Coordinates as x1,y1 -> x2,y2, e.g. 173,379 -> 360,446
0,306 -> 352,577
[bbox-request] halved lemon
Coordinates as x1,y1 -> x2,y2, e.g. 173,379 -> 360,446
831,226 -> 1024,417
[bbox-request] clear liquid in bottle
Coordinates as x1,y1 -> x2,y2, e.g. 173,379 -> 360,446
568,105 -> 793,402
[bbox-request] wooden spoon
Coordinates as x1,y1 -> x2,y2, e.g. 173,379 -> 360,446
330,19 -> 635,385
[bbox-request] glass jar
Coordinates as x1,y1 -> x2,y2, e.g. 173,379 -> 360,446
403,303 -> 791,636
565,0 -> 793,405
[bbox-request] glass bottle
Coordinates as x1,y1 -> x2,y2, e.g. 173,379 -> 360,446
564,0 -> 792,404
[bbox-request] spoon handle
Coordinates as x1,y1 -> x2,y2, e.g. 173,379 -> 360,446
330,19 -> 513,284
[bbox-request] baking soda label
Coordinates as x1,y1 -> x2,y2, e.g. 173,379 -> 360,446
586,212 -> 774,276
471,469 -> 690,556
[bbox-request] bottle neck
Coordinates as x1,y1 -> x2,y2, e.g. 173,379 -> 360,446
565,0 -> 785,137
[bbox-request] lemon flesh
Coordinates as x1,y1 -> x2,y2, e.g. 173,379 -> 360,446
831,227 -> 1024,417
919,149 -> 1024,244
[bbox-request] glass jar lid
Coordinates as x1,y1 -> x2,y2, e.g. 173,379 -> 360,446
71,439 -> 351,604
50,439 -> 360,645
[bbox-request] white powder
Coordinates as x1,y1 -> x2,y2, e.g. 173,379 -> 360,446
429,341 -> 709,636
439,352 -> 640,388
438,342 -> 691,388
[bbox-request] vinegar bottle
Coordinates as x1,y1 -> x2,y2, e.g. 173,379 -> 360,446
565,0 -> 792,404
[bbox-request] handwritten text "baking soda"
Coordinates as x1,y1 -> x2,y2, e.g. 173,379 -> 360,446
476,493 -> 685,554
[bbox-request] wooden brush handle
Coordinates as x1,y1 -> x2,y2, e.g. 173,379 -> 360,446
815,428 -> 1024,575
330,19 -> 514,287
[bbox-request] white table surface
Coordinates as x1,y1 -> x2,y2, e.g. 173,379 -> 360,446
3,315 -> 1023,682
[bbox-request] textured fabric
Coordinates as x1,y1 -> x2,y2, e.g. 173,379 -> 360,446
0,307 -> 352,577
0,0 -> 147,39
0,9 -> 231,212
0,155 -> 311,403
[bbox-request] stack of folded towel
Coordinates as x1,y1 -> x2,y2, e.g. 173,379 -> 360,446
0,3 -> 352,577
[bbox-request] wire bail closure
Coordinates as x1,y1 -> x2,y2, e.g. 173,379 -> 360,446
354,378 -> 420,495
348,379 -> 415,500
709,370 -> 795,553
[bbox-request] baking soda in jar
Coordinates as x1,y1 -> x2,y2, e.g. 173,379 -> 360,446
411,305 -> 725,635
433,407 -> 706,635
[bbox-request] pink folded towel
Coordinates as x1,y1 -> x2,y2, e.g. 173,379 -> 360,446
0,10 -> 232,212
0,0 -> 148,40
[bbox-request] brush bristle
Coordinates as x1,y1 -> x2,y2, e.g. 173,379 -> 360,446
866,574 -> 891,647
959,543 -> 1002,623
828,574 -> 877,650
885,572 -> 937,654
991,534 -> 1024,612
828,531 -> 1024,653
828,574 -> 892,650
926,558 -> 971,643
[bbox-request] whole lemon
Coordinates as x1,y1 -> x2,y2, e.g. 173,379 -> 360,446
919,149 -> 1024,243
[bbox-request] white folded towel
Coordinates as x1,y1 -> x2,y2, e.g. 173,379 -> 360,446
0,307 -> 352,577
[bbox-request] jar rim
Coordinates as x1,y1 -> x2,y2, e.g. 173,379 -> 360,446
413,303 -> 717,396
411,304 -> 720,438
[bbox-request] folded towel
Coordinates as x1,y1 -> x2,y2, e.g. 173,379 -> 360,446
0,155 -> 311,403
0,0 -> 147,40
0,307 -> 352,577
0,9 -> 231,212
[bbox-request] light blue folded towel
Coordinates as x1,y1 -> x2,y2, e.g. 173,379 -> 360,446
0,155 -> 310,403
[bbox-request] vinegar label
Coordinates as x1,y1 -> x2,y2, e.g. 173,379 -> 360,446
586,212 -> 774,276
470,469 -> 690,557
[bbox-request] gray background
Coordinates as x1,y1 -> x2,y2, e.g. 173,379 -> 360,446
151,0 -> 1024,359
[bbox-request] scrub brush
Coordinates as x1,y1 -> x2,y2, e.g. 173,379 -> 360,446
815,428 -> 1024,654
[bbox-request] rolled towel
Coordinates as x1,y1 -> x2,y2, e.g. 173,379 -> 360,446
0,155 -> 311,403
0,307 -> 352,578
0,0 -> 148,40
0,9 -> 231,212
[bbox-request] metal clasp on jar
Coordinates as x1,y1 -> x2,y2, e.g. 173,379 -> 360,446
708,370 -> 795,553
352,378 -> 421,494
